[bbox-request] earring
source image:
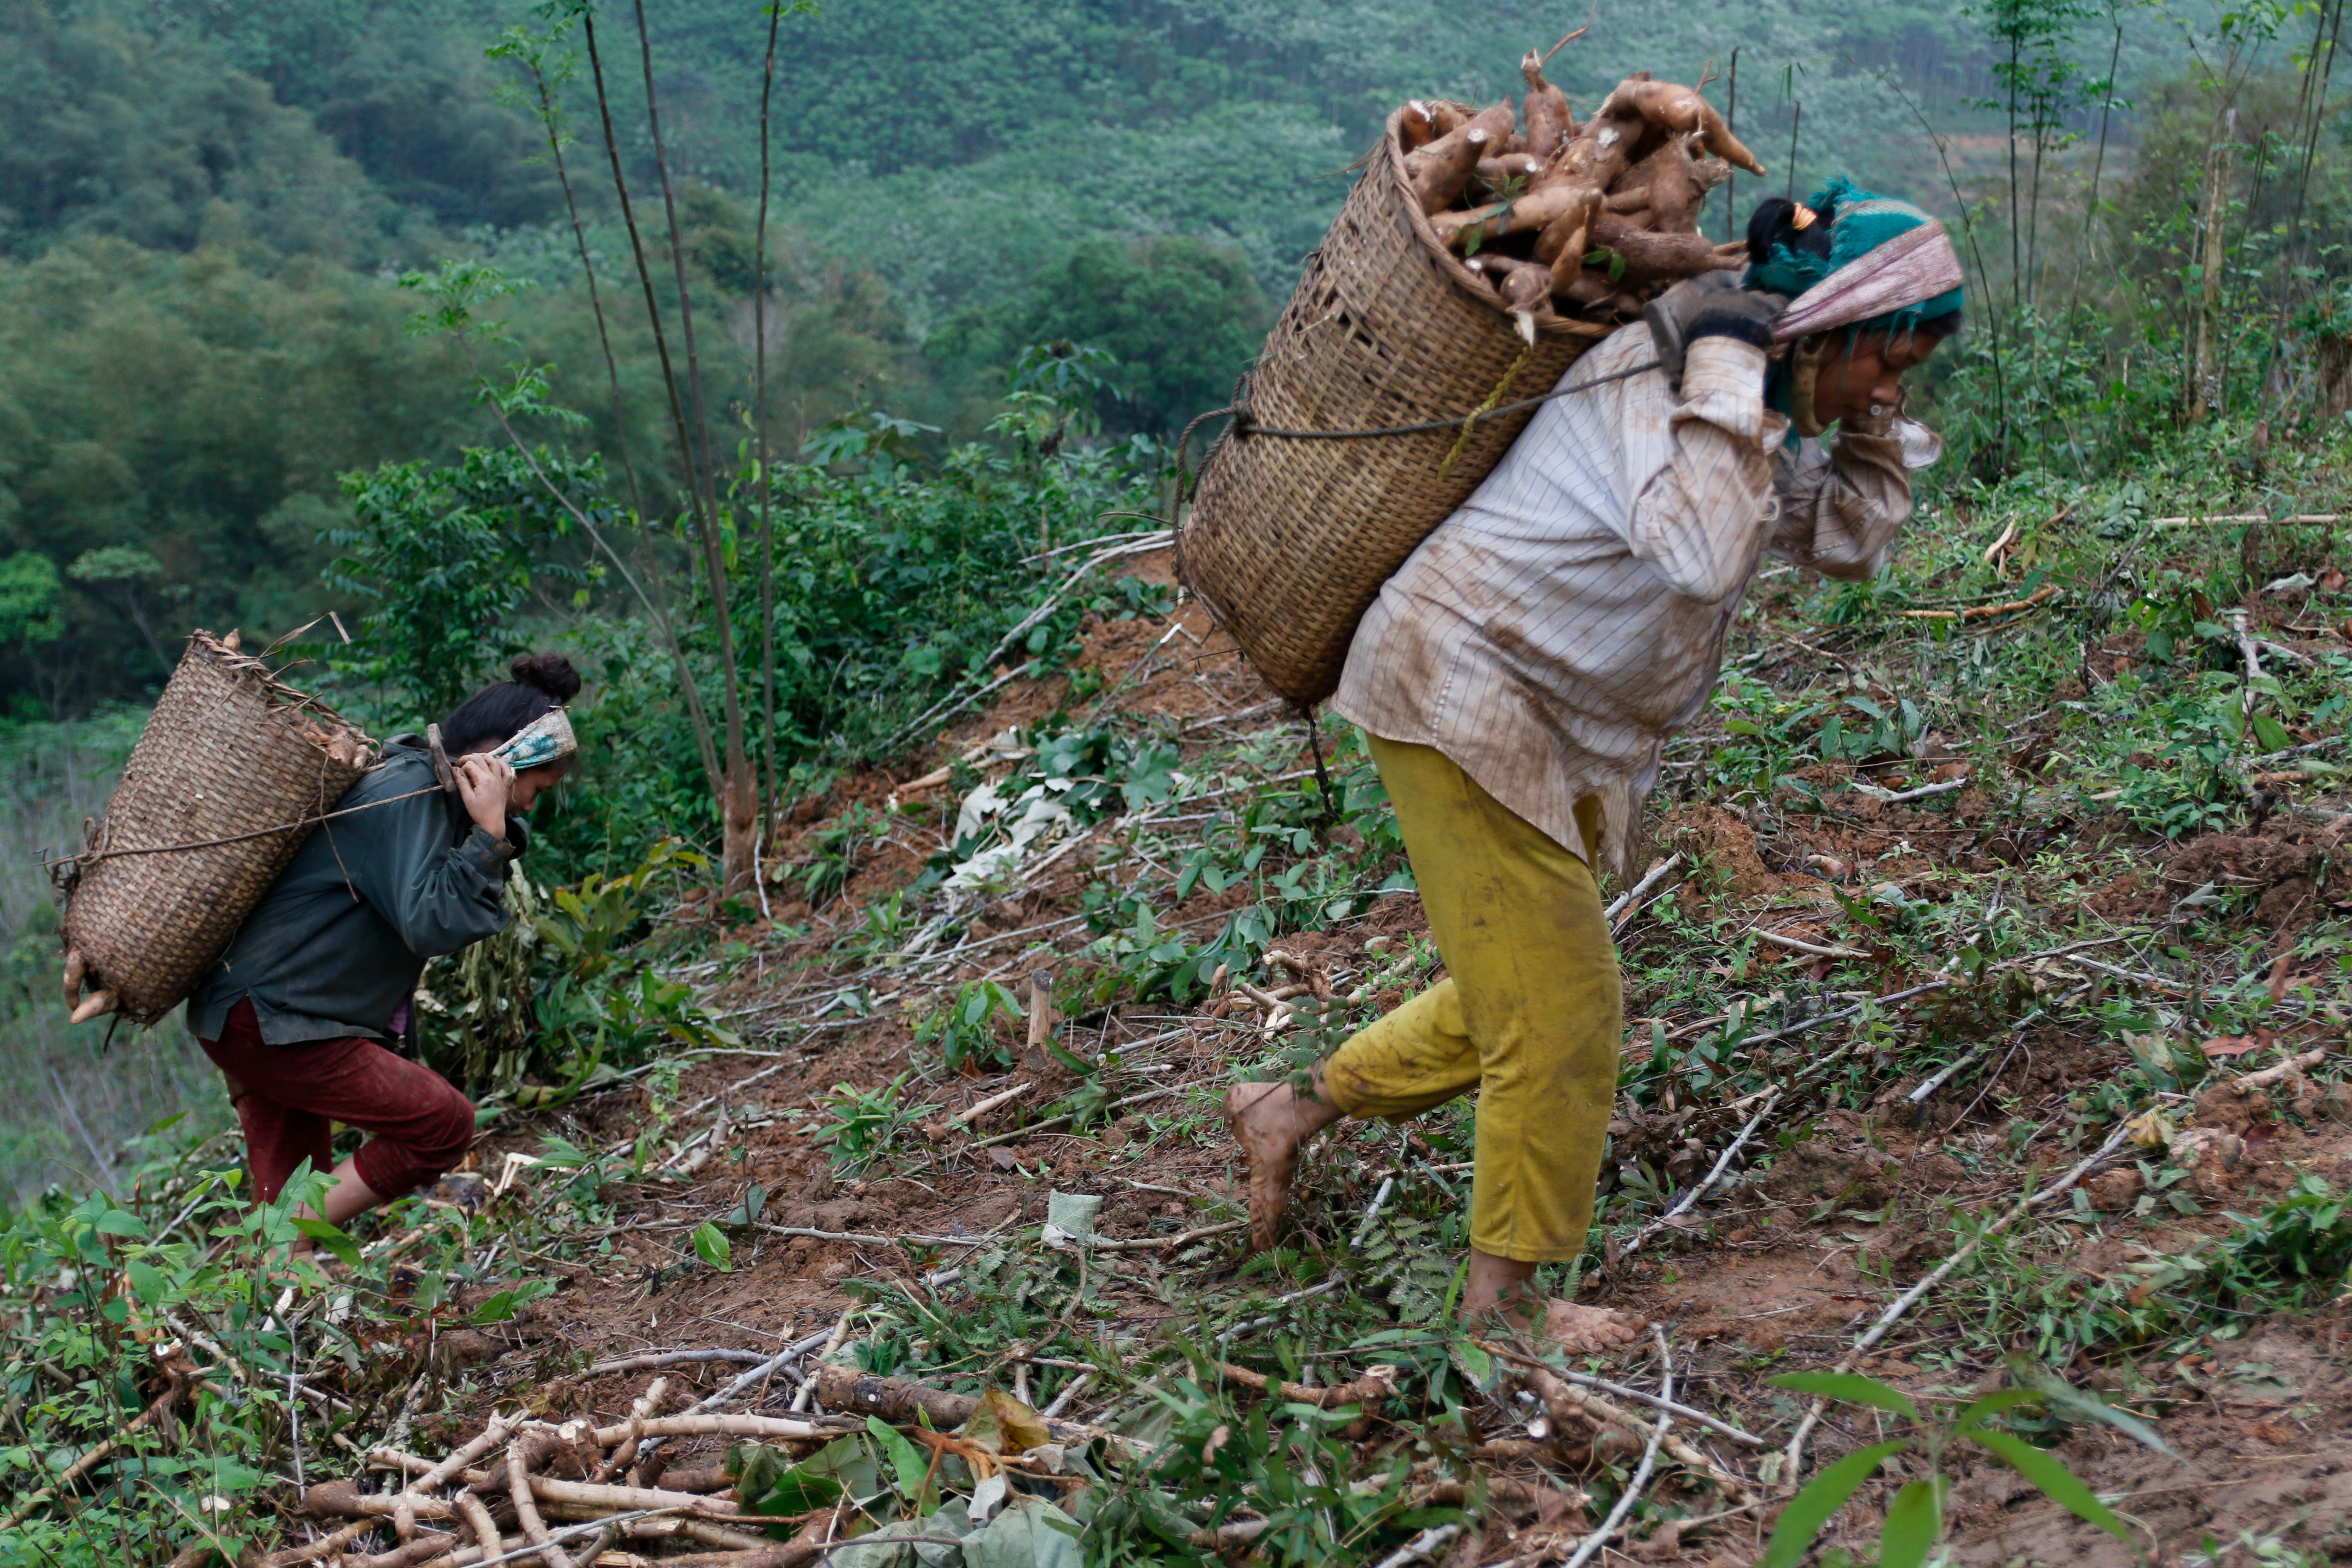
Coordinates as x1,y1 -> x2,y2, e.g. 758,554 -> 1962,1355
1789,337 -> 1828,438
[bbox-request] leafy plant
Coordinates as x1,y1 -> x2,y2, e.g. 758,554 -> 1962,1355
2213,1173 -> 2352,1305
0,1145 -> 504,1566
811,1075 -> 936,1177
915,980 -> 1023,1074
536,839 -> 709,977
326,446 -> 595,721
795,804 -> 885,908
1760,1371 -> 2138,1568
414,870 -> 543,1093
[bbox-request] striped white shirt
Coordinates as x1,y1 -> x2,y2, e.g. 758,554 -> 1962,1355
1331,322 -> 1934,877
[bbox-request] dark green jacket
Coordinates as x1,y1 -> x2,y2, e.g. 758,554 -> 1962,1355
190,735 -> 524,1045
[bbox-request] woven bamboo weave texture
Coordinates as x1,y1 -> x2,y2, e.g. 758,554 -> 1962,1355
62,632 -> 375,1026
1180,108 -> 1605,706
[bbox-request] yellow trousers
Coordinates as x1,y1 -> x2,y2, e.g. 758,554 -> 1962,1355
1322,737 -> 1621,1262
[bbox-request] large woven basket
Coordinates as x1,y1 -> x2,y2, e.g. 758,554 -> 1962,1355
58,632 -> 376,1027
1181,108 -> 1612,705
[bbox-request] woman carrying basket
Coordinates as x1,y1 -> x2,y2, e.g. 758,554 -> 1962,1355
181,655 -> 582,1237
1225,184 -> 1966,1350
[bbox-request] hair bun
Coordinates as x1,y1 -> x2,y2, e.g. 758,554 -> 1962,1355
1746,195 -> 1834,266
509,652 -> 582,701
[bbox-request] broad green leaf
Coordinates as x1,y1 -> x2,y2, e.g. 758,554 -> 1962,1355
786,1434 -> 885,1504
126,1259 -> 169,1305
1767,1371 -> 1920,1422
1876,1476 -> 1947,1568
1948,1385 -> 2047,1435
729,1442 -> 847,1518
294,1219 -> 362,1269
865,1415 -> 936,1513
470,1289 -> 521,1324
468,1279 -> 552,1324
194,1458 -> 270,1493
1966,1429 -> 2131,1540
965,1495 -> 1084,1568
1759,1440 -> 1909,1568
2009,1363 -> 2182,1461
694,1221 -> 734,1273
94,1210 -> 149,1238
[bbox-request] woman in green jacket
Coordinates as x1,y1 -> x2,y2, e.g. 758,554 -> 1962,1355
187,654 -> 581,1234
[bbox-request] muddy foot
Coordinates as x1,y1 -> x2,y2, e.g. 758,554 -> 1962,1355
1224,1081 -> 1307,1250
1538,1300 -> 1650,1355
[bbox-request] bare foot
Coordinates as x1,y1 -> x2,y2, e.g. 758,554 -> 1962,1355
1537,1300 -> 1650,1355
1224,1080 -> 1331,1250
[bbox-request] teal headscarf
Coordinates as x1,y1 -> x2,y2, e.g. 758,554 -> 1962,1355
1745,177 -> 1967,439
1746,176 -> 1966,340
493,707 -> 577,772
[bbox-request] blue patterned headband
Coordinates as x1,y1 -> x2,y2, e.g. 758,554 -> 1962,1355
493,707 -> 577,771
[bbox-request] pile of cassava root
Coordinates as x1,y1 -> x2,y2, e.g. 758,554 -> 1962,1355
1400,44 -> 1766,333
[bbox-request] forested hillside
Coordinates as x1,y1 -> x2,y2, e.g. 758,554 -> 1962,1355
0,0 -> 2224,714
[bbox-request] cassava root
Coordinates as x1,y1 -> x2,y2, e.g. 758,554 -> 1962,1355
1393,55 -> 1765,331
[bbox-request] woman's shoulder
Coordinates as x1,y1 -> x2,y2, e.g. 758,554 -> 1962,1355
335,740 -> 440,811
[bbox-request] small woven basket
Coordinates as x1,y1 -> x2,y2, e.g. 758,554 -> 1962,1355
58,632 -> 376,1027
1181,108 -> 1611,705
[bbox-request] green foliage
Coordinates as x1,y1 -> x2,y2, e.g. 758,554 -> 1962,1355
1760,1372 -> 2129,1568
414,869 -> 542,1091
0,1144 -> 501,1567
0,551 -> 63,651
794,804 -> 886,908
2214,1173 -> 2352,1303
692,1219 -> 734,1273
413,839 -> 738,1099
940,240 -> 1271,436
1945,1171 -> 2352,1367
536,838 -> 706,977
0,234 -> 479,703
811,1075 -> 936,1178
915,980 -> 1024,1075
0,3 -> 384,260
325,445 -> 594,721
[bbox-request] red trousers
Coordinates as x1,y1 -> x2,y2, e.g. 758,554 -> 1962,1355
200,999 -> 475,1204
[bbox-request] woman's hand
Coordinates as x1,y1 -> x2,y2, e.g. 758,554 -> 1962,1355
453,754 -> 516,840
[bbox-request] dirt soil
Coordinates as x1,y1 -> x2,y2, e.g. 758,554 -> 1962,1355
413,551 -> 2352,1565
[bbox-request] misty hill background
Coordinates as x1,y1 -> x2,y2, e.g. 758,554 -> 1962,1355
0,0 -> 2277,715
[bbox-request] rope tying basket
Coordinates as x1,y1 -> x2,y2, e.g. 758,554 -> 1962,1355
1179,107 -> 1612,706
56,631 -> 377,1027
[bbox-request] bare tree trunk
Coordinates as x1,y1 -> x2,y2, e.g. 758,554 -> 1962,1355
580,15 -> 726,803
522,52 -> 648,527
755,0 -> 783,867
627,0 -> 757,897
2065,15 -> 2125,326
2191,110 -> 2236,422
2006,38 -> 2023,302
